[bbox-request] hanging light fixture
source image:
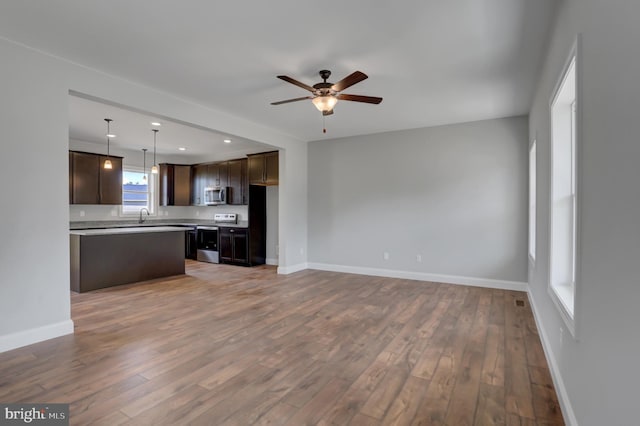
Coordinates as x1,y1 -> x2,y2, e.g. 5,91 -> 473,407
142,148 -> 148,181
151,129 -> 159,174
103,118 -> 114,169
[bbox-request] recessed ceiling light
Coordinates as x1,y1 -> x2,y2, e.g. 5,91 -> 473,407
178,147 -> 186,151
151,122 -> 161,127
224,139 -> 231,144
106,133 -> 116,138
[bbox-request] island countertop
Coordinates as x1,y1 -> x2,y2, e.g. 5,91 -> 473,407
70,226 -> 188,236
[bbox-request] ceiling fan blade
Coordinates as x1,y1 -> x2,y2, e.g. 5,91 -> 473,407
271,96 -> 312,105
337,94 -> 383,104
331,71 -> 368,92
322,109 -> 334,116
277,75 -> 316,92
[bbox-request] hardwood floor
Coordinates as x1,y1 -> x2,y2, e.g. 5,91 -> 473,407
0,261 -> 564,425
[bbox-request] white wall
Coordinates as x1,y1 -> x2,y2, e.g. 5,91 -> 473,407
0,39 -> 73,351
528,0 -> 640,424
0,37 -> 307,352
308,116 -> 528,287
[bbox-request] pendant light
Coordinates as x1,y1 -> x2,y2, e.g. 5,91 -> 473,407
151,129 -> 159,174
103,118 -> 114,169
142,148 -> 148,181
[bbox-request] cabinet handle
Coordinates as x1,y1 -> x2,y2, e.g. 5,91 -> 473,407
230,229 -> 234,233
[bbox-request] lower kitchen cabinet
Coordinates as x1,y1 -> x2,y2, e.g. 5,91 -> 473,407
219,227 -> 249,266
185,229 -> 197,260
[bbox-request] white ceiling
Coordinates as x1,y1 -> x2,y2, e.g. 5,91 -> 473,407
68,94 -> 273,163
0,0 -> 558,149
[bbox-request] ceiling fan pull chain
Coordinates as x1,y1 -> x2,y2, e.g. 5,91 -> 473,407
323,114 -> 327,134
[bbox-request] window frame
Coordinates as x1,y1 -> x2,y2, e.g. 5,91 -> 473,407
529,140 -> 537,264
120,166 -> 157,217
548,35 -> 582,338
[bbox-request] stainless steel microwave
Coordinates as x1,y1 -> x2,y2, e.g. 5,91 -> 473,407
204,187 -> 227,205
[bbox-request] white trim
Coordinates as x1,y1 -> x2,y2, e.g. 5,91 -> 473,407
265,258 -> 278,266
307,263 -> 527,291
0,320 -> 74,353
548,34 -> 582,339
277,262 -> 308,275
527,290 -> 578,426
528,140 -> 537,262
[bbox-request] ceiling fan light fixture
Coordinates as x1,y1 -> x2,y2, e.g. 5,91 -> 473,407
312,95 -> 338,112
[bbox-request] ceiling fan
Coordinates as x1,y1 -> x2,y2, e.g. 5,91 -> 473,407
271,70 -> 383,117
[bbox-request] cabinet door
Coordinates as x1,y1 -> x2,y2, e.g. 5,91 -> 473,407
185,230 -> 198,260
191,165 -> 206,205
174,165 -> 192,206
159,164 -> 173,206
71,152 -> 100,204
232,230 -> 249,264
207,163 -> 220,187
227,159 -> 245,205
247,155 -> 265,184
264,152 -> 279,185
219,228 -> 233,262
99,156 -> 123,205
218,161 -> 229,189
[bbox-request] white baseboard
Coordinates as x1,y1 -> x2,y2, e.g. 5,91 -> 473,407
265,258 -> 278,266
277,262 -> 308,275
306,262 -> 527,291
527,290 -> 578,426
0,320 -> 74,353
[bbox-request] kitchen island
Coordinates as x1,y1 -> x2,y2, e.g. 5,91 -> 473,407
70,226 -> 186,293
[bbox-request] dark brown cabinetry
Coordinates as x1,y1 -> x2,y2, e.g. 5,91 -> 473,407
159,164 -> 191,206
185,229 -> 197,260
190,158 -> 248,206
219,227 -> 249,265
248,151 -> 279,185
191,164 -> 207,205
69,151 -> 122,205
227,158 -> 248,205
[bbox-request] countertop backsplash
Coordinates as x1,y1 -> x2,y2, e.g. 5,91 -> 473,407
70,204 -> 248,224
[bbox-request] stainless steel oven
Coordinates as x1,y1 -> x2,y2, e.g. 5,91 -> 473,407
196,226 -> 219,263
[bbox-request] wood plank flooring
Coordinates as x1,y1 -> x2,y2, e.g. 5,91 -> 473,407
0,261 -> 564,425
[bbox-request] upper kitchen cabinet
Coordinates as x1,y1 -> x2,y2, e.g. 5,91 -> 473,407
159,164 -> 192,206
69,150 -> 122,205
191,164 -> 207,206
207,162 -> 228,188
227,158 -> 248,205
247,151 -> 279,186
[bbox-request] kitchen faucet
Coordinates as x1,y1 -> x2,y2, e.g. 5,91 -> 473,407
139,208 -> 150,224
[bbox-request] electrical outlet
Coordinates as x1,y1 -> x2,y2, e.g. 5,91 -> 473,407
79,210 -> 85,217
196,211 -> 200,217
164,211 -> 168,216
560,327 -> 564,344
299,248 -> 304,255
416,254 -> 422,262
110,209 -> 117,217
383,252 -> 389,261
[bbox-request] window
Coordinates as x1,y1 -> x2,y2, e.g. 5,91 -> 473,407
529,141 -> 536,261
549,39 -> 579,335
122,168 -> 155,215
